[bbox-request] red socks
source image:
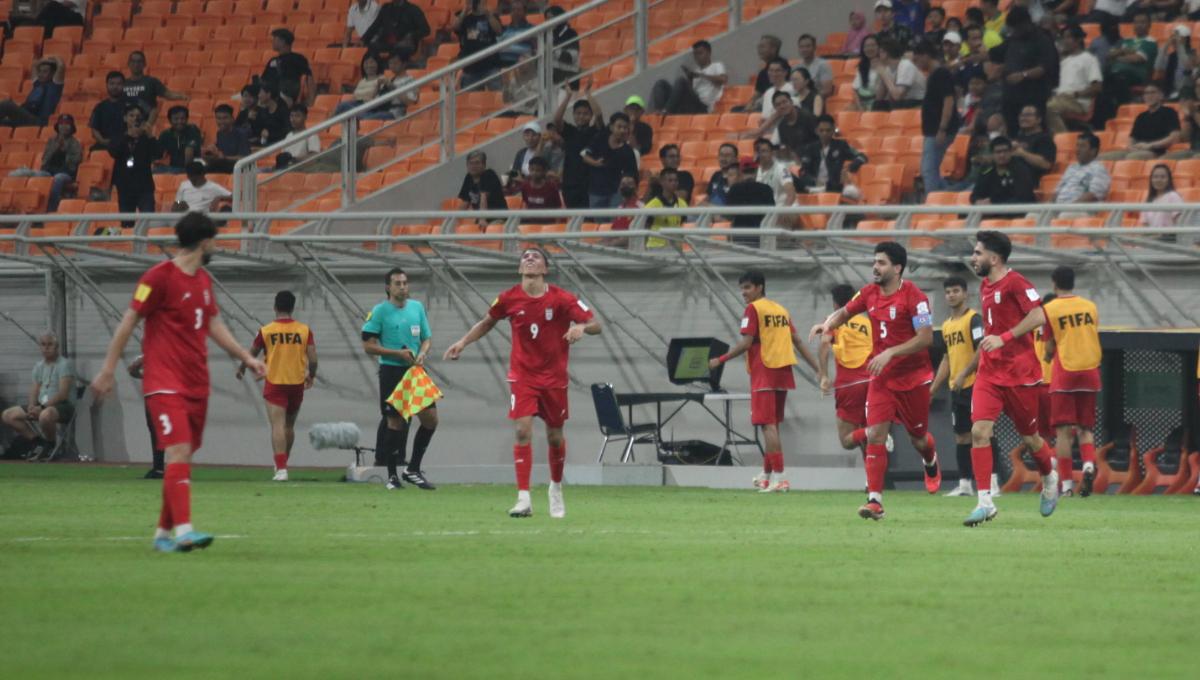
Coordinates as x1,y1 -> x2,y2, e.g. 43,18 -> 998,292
764,451 -> 784,473
548,442 -> 566,483
158,494 -> 172,531
1058,455 -> 1073,482
919,433 -> 937,465
1031,442 -> 1055,476
1080,442 -> 1096,465
273,452 -> 288,471
163,462 -> 191,528
851,428 -> 868,446
971,445 -> 993,495
513,444 -> 532,491
865,443 -> 887,493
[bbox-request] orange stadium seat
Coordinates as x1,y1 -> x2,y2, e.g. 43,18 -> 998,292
1094,424 -> 1142,494
1133,427 -> 1192,495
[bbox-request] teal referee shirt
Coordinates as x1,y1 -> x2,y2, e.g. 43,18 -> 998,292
361,299 -> 432,367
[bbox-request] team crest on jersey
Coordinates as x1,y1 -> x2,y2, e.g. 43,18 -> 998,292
994,291 -> 1001,304
545,308 -> 554,321
888,306 -> 896,320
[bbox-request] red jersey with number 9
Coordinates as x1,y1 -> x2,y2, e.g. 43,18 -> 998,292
129,260 -> 219,399
843,279 -> 934,391
978,269 -> 1043,387
488,284 -> 594,388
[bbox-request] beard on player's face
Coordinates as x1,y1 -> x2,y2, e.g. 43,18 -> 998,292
974,259 -> 991,277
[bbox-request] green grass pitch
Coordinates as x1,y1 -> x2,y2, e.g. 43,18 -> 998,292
1,464 -> 1196,679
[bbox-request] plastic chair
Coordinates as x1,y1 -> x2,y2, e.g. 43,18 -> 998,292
1133,427 -> 1191,495
1001,444 -> 1044,493
591,383 -> 659,463
1094,423 -> 1142,494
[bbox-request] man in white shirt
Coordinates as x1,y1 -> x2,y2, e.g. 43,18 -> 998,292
796,34 -> 834,98
753,137 -> 796,208
649,40 -> 728,114
172,161 -> 232,213
344,0 -> 381,47
1046,25 -> 1102,133
759,57 -> 795,144
279,106 -> 322,169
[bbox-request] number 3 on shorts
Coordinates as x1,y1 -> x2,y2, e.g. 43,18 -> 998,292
158,414 -> 173,435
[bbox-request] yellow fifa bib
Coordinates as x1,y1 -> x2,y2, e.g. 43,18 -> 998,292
751,298 -> 797,369
261,320 -> 311,385
834,313 -> 873,370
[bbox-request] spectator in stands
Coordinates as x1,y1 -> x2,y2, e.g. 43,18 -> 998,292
1140,163 -> 1184,227
1089,14 -> 1122,71
963,7 -> 1003,53
954,26 -> 989,92
277,106 -> 322,170
250,85 -> 291,148
454,0 -> 503,90
235,84 -> 260,133
980,0 -> 1007,35
843,11 -> 871,56
1046,25 -> 1102,133
1011,105 -> 1056,182
502,55 -> 540,116
1090,0 -> 1135,24
736,35 -> 786,113
172,161 -> 232,213
34,0 -> 84,39
8,114 -> 81,212
89,71 -> 133,152
553,82 -> 604,209
650,40 -> 728,115
1052,132 -> 1111,211
915,40 -> 959,194
386,54 -> 421,118
517,156 -> 564,217
797,115 -> 868,196
971,136 -> 1036,209
1155,24 -> 1195,100
582,112 -> 640,208
998,6 -> 1058,136
545,5 -> 581,89
0,56 -> 65,128
745,90 -> 817,161
795,34 -> 834,98
506,121 -> 557,184
644,168 -> 688,248
790,66 -> 825,117
925,6 -> 947,45
498,0 -> 537,69
941,30 -> 962,71
365,0 -> 431,56
203,104 -> 252,174
876,39 -> 925,109
891,0 -> 928,36
108,104 -> 159,223
852,36 -> 884,111
344,0 -> 382,48
753,138 -> 796,211
262,29 -> 315,108
609,173 -> 643,236
1187,0 -> 1200,19
457,150 -> 507,217
1101,83 -> 1181,159
623,96 -> 653,155
758,58 -> 795,141
1,332 -> 75,460
157,106 -> 203,174
1105,10 -> 1158,104
874,1 -> 915,51
335,54 -> 393,119
124,51 -> 188,126
647,144 -> 696,205
724,159 -> 776,246
961,73 -> 987,130
1171,90 -> 1200,157
702,143 -> 740,206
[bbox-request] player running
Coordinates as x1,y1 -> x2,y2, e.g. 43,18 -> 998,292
965,231 -> 1059,527
708,271 -> 819,493
1033,293 -> 1058,487
929,276 -> 1001,497
817,284 -> 874,460
91,213 -> 266,553
1041,267 -> 1101,497
237,291 -> 317,482
444,247 -> 601,518
811,242 -> 943,521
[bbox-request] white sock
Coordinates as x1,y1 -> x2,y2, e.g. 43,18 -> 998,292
174,523 -> 194,537
990,473 -> 1000,489
868,491 -> 882,503
977,490 -> 993,506
1062,479 -> 1075,492
154,528 -> 170,540
1083,462 -> 1095,473
549,481 -> 561,492
517,490 -> 531,504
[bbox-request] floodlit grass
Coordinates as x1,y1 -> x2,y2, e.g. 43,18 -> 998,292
0,464 -> 1195,679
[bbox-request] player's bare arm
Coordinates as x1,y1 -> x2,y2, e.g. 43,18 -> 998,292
210,316 -> 266,378
810,307 -> 849,341
790,328 -> 820,375
817,334 -> 833,395
364,336 -> 416,364
564,318 -> 602,344
91,309 -> 143,399
304,344 -> 319,389
444,314 -> 499,360
867,325 -> 932,376
954,348 -> 980,388
1043,336 -> 1057,364
235,345 -> 264,380
930,355 -> 950,399
708,334 -> 754,370
980,306 -> 1046,352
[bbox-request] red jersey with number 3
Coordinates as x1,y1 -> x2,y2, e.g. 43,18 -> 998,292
488,284 -> 594,388
978,269 -> 1043,387
129,260 -> 218,399
843,279 -> 934,391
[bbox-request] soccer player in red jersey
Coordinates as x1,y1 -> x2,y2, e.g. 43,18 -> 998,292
91,213 -> 266,552
443,247 -> 601,518
817,284 -> 874,460
811,242 -> 942,521
965,230 -> 1059,527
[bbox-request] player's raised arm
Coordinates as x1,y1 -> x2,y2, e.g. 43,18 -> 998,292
209,315 -> 266,378
816,333 -> 833,395
980,305 -> 1047,352
809,306 -> 850,341
91,309 -> 142,399
444,313 -> 499,360
790,326 -> 820,374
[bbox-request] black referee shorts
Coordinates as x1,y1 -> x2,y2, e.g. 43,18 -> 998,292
378,364 -> 409,417
951,387 -> 973,435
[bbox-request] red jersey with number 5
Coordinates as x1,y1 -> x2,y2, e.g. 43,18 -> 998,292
129,260 -> 218,399
843,279 -> 934,391
979,270 -> 1043,387
488,284 -> 594,388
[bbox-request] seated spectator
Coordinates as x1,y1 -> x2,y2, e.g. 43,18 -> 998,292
736,35 -> 786,112
89,71 -> 133,151
892,0 -> 928,33
724,159 -> 776,247
980,0 -> 1007,35
842,11 -> 871,56
386,54 -> 421,118
518,156 -> 564,217
203,104 -> 252,174
124,51 -> 188,125
1100,83 -> 1181,159
702,143 -> 740,206
9,113 -> 81,212
797,115 -> 868,196
609,173 -> 643,235
545,5 -> 581,88
262,29 -> 314,107
874,1 -> 915,51
250,85 -> 291,148
759,58 -> 795,140
506,121 -> 555,184
876,39 -> 925,110
234,83 -> 260,133
1140,163 -> 1184,228
962,7 -> 1004,54
498,0 -> 537,69
645,144 -> 696,205
953,26 -> 988,92
1011,105 -> 1056,182
34,0 -> 84,39
1089,14 -> 1122,71
0,56 -> 65,127
334,54 -> 393,119
970,136 -> 1036,209
941,30 -> 962,71
1,333 -> 75,460
277,106 -> 322,169
948,129 -> 993,191
453,1 -> 502,90
582,112 -> 640,208
552,82 -> 605,209
364,0 -> 431,55
742,91 -> 817,161
961,73 -> 987,131
1170,90 -> 1200,157
852,36 -> 883,111
795,34 -> 834,98
457,150 -> 507,215
753,137 -> 796,209
344,0 -> 382,48
1052,131 -> 1111,212
1155,24 -> 1195,100
1047,25 -> 1102,133
645,168 -> 688,248
172,161 -> 232,213
108,104 -> 159,223
1104,10 -> 1158,105
623,96 -> 653,155
790,66 -> 824,117
157,106 -> 203,174
650,40 -> 728,115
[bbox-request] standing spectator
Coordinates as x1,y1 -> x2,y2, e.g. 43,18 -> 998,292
124,51 -> 188,125
582,112 -> 640,208
852,36 -> 884,111
916,40 -> 959,193
365,0 -> 431,56
874,1 -> 916,51
0,56 -> 65,127
980,0 -> 1007,36
202,104 -> 252,174
457,150 -> 506,215
650,40 -> 728,114
925,6 -> 947,45
753,138 -> 796,209
623,96 -> 653,155
790,66 -> 825,116
1011,104 -> 1056,182
1155,24 -> 1194,100
1140,163 -> 1184,227
506,121 -> 556,184
250,85 -> 291,148
1089,15 -> 1123,72
1100,83 -> 1181,159
386,54 -> 421,119
344,0 -> 382,48
1052,132 -> 1111,211
644,168 -> 688,248
108,105 -> 159,223
453,0 -> 503,90
262,29 -> 314,107
876,39 -> 926,109
171,161 -> 232,213
1,333 -> 75,460
891,0 -> 929,36
843,11 -> 871,56
545,5 -> 581,88
1105,10 -> 1159,105
1090,0 -> 1134,24
552,82 -> 604,209
277,106 -> 322,169
334,54 -> 393,119
797,115 -> 869,195
517,156 -> 564,214
497,0 -> 537,69
234,84 -> 260,134
737,35 -> 786,112
9,114 -> 82,212
609,173 -> 643,234
796,34 -> 834,98
647,144 -> 696,204
34,0 -> 84,38
724,160 -> 777,247
998,6 -> 1058,136
970,136 -> 1036,208
89,71 -> 133,151
703,143 -> 740,206
157,106 -> 203,174
1046,25 -> 1102,133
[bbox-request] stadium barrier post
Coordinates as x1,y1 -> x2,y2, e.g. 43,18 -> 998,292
634,0 -> 648,74
728,0 -> 742,30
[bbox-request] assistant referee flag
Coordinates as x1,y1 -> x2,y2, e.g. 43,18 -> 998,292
386,366 -> 444,421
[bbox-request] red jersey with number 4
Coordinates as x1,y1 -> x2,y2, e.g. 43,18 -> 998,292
844,280 -> 934,391
978,269 -> 1043,387
488,284 -> 594,388
130,260 -> 219,399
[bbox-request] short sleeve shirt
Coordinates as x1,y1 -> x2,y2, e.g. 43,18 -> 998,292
843,280 -> 934,391
362,299 -> 432,368
33,357 -> 75,405
458,169 -> 506,210
159,125 -> 203,169
740,303 -> 796,391
520,179 -> 563,209
123,76 -> 167,114
978,270 -> 1044,386
487,284 -> 593,388
130,260 -> 218,399
175,179 -> 231,212
1131,106 -> 1180,149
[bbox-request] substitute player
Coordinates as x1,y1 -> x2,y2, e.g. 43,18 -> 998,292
443,247 -> 600,518
1041,267 -> 1101,497
811,242 -> 942,521
91,212 -> 266,553
708,271 -> 819,493
817,284 -> 873,459
363,268 -> 438,491
965,231 -> 1059,527
237,291 -> 317,482
1033,293 -> 1059,486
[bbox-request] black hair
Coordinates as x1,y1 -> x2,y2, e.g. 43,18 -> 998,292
609,111 -> 630,126
914,39 -> 939,58
965,7 -> 984,25
572,99 -> 592,112
522,246 -> 552,271
738,270 -> 766,291
659,167 -> 678,180
528,155 -> 548,169
1042,292 -> 1057,306
1131,9 -> 1151,21
185,160 -> 206,176
1077,131 -> 1100,152
1051,266 -> 1075,292
275,290 -> 297,314
816,113 -> 835,127
124,103 -> 143,117
692,39 -> 712,52
271,28 -> 295,46
242,83 -> 261,98
880,38 -> 904,59
1006,5 -> 1031,28
981,0 -> 999,5
830,283 -> 855,308
874,241 -> 908,276
659,143 -> 680,159
857,35 -> 878,91
291,104 -> 308,116
772,89 -> 794,104
167,105 -> 189,119
767,56 -> 790,72
975,230 -> 1012,262
545,5 -> 565,18
106,70 -> 124,82
719,142 -> 738,155
754,136 -> 775,151
989,135 -> 1012,151
385,267 -> 406,286
129,50 -> 147,61
214,103 -> 234,116
965,24 -> 984,38
175,211 -> 218,249
1147,162 -> 1176,201
943,275 -> 968,291
798,33 -> 816,46
927,6 -> 945,17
